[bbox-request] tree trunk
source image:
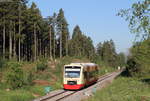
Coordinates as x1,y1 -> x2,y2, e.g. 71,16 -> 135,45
66,34 -> 68,56
37,36 -> 38,60
53,32 -> 56,59
24,44 -> 27,61
53,27 -> 56,59
18,3 -> 21,62
34,23 -> 37,61
13,22 -> 16,59
3,18 -> 5,59
39,38 -> 41,57
9,20 -> 12,59
44,46 -> 47,58
21,43 -> 23,60
60,26 -> 62,58
49,26 -> 52,60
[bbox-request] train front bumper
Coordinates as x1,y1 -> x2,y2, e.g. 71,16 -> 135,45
63,84 -> 84,90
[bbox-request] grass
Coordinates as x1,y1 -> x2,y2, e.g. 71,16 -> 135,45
0,89 -> 34,101
84,76 -> 150,101
0,84 -> 64,101
0,83 -> 48,101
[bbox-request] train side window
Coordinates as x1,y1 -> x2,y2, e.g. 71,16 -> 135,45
84,72 -> 90,79
84,72 -> 87,77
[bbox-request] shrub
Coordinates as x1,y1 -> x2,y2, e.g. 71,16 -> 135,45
23,71 -> 34,86
128,39 -> 150,77
6,65 -> 24,89
36,61 -> 48,71
126,58 -> 141,77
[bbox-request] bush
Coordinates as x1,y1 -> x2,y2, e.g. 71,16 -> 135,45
6,65 -> 24,89
126,58 -> 141,77
23,71 -> 34,86
128,39 -> 150,77
36,60 -> 48,71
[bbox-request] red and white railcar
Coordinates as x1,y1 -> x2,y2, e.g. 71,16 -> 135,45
63,63 -> 99,90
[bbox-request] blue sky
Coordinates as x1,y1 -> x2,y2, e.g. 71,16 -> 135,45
28,0 -> 138,53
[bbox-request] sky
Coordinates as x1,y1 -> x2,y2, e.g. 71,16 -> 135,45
28,0 -> 138,54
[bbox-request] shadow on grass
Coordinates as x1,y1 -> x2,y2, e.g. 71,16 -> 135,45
141,78 -> 150,85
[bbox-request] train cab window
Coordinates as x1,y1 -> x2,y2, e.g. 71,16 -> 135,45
65,71 -> 80,78
64,66 -> 81,78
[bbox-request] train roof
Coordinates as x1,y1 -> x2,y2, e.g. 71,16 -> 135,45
65,63 -> 98,71
65,63 -> 97,67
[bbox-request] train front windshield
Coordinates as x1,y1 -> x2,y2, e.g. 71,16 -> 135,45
65,66 -> 81,78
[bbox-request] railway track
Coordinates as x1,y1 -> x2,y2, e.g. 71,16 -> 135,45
33,88 -> 78,101
55,91 -> 77,101
97,71 -> 117,82
33,70 -> 122,101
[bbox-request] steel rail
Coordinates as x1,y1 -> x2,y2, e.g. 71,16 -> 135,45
35,90 -> 67,101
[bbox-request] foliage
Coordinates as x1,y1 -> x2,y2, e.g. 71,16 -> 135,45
85,77 -> 150,101
4,61 -> 34,89
69,25 -> 95,60
56,8 -> 69,57
0,0 -> 123,67
5,64 -> 24,89
117,52 -> 126,67
0,0 -> 70,61
0,1 -> 98,61
36,60 -> 48,71
127,38 -> 150,76
96,40 -> 125,67
23,71 -> 35,85
118,0 -> 150,38
118,0 -> 150,77
126,58 -> 140,77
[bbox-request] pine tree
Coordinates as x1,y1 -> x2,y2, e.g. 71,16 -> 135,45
25,2 -> 42,61
97,40 -> 118,67
57,9 -> 69,57
97,42 -> 102,59
69,25 -> 95,59
69,25 -> 82,56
